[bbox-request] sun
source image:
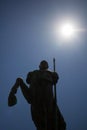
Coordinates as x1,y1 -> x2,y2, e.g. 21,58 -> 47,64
52,20 -> 77,42
60,23 -> 75,39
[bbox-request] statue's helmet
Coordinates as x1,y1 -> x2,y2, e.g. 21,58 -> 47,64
39,60 -> 49,70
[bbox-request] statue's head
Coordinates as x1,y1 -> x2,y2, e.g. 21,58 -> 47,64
39,60 -> 49,70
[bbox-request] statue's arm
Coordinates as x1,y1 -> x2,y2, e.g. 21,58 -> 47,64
26,72 -> 33,84
17,78 -> 31,104
52,72 -> 59,85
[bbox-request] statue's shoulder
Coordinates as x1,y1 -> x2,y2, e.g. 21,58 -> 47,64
27,70 -> 39,75
33,70 -> 39,73
45,70 -> 59,83
26,70 -> 39,84
43,70 -> 54,75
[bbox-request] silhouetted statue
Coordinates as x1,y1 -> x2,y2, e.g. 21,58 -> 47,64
8,60 -> 66,130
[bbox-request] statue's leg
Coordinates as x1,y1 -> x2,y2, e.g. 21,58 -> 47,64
56,105 -> 66,130
31,105 -> 46,130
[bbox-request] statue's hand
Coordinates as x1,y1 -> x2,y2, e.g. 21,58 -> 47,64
16,77 -> 23,86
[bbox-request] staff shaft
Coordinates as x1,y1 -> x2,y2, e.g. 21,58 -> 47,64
53,58 -> 58,130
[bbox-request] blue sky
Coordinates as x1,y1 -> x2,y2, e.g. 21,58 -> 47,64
0,0 -> 87,130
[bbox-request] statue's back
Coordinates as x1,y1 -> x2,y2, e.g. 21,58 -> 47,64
28,70 -> 54,106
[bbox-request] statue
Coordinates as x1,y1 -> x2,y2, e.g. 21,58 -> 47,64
8,60 -> 66,130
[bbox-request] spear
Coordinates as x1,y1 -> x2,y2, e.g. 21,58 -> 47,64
53,58 -> 58,130
53,58 -> 57,104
